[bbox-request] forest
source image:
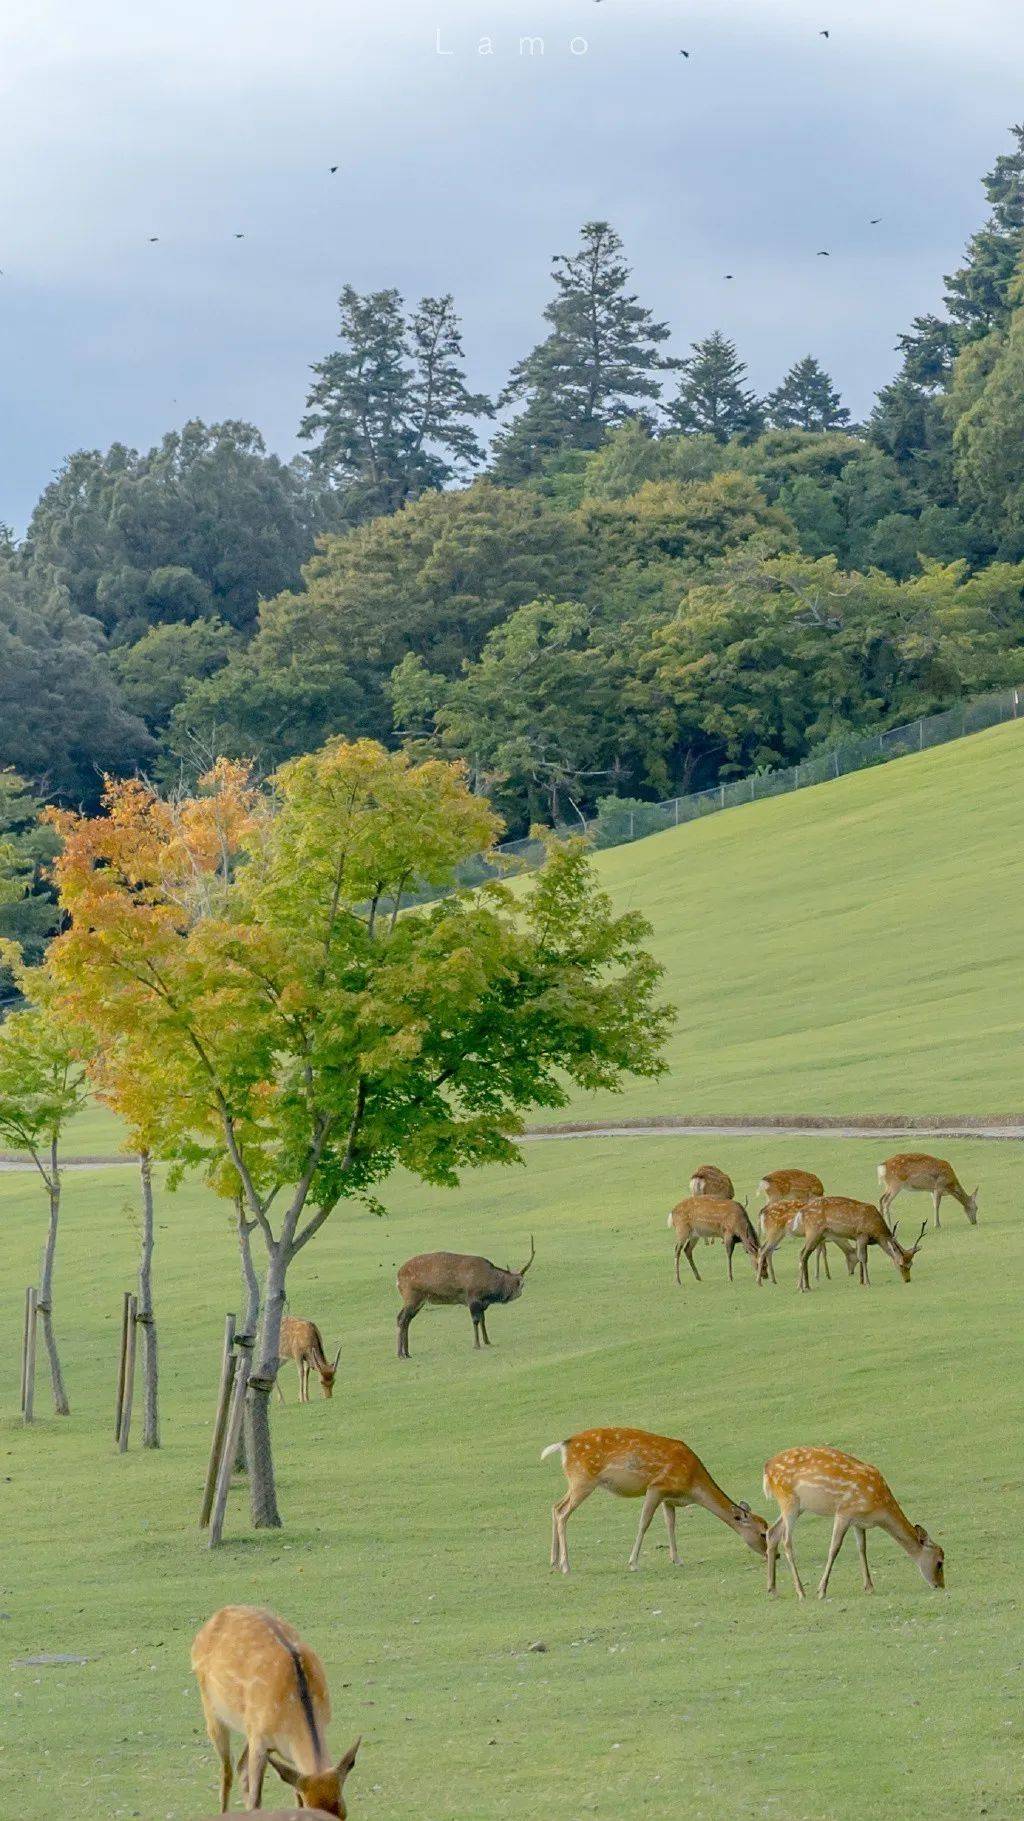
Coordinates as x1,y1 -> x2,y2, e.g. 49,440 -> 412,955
4,122 -> 1024,954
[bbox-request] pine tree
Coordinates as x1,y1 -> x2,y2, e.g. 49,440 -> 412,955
765,356 -> 850,432
300,288 -> 491,522
491,222 -> 676,480
667,333 -> 763,442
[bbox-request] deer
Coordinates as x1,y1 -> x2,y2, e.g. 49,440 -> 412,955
277,1318 -> 341,1403
756,1198 -> 856,1285
689,1163 -> 734,1198
191,1605 -> 360,1814
757,1167 -> 824,1207
667,1196 -> 760,1282
763,1446 -> 945,1601
878,1152 -> 978,1228
542,1426 -> 768,1574
396,1238 -> 535,1358
793,1196 -> 927,1290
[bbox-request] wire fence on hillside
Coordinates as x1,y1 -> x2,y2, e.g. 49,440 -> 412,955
450,682 -> 1023,886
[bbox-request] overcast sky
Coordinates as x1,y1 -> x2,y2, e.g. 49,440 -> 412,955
0,0 -> 1021,529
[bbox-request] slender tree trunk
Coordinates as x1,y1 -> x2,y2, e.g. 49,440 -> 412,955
137,1151 -> 159,1449
235,1202 -> 261,1475
246,1239 -> 288,1529
38,1156 -> 70,1417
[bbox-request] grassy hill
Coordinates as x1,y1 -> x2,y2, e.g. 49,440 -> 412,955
553,716 -> 1024,1122
2,1131 -> 1020,1821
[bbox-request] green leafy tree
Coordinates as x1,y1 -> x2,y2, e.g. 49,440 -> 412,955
0,1001 -> 90,1416
112,618 -> 238,736
0,772 -> 60,999
492,222 -> 676,479
949,271 -> 1024,555
300,289 -> 491,523
667,333 -> 764,442
765,357 -> 850,432
50,745 -> 672,1532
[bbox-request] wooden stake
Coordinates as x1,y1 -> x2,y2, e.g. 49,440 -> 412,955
23,1288 -> 38,1425
115,1290 -> 132,1440
208,1334 -> 252,1548
199,1314 -> 237,1529
118,1293 -> 138,1453
20,1286 -> 33,1414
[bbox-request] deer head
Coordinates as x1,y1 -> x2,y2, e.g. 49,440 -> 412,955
502,1236 -> 536,1301
890,1219 -> 928,1281
731,1500 -> 769,1556
320,1349 -> 342,1399
965,1186 -> 979,1225
911,1524 -> 945,1589
268,1737 -> 360,1815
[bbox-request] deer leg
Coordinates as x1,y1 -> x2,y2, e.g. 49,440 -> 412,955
684,1238 -> 702,1282
203,1708 -> 232,1812
797,1240 -> 817,1292
551,1496 -> 568,1569
933,1189 -> 942,1229
779,1514 -> 806,1600
247,1738 -> 269,1808
396,1298 -> 423,1360
479,1309 -> 492,1346
628,1486 -> 664,1569
663,1501 -> 682,1566
299,1360 -> 308,1403
470,1300 -> 487,1348
276,1375 -> 286,1404
555,1481 -> 595,1574
674,1242 -> 683,1285
766,1517 -> 782,1594
853,1525 -> 874,1592
818,1244 -> 831,1280
725,1237 -> 736,1282
817,1513 -> 850,1599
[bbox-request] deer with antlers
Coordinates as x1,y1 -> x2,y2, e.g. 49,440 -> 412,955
191,1605 -> 360,1814
667,1196 -> 760,1283
878,1152 -> 978,1228
689,1163 -> 734,1198
763,1446 -> 945,1600
396,1238 -> 535,1358
793,1196 -> 926,1290
542,1426 -> 768,1573
277,1318 -> 341,1403
756,1198 -> 856,1286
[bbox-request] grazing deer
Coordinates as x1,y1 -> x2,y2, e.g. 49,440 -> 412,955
689,1163 -> 734,1198
191,1605 -> 360,1814
756,1198 -> 856,1285
763,1446 -> 945,1600
542,1426 -> 768,1573
396,1239 -> 535,1358
793,1196 -> 926,1290
277,1318 -> 341,1403
757,1167 -> 824,1207
878,1153 -> 978,1228
667,1196 -> 760,1282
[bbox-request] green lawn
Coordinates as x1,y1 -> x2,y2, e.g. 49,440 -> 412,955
548,716 -> 1024,1122
3,1132 -> 1020,1821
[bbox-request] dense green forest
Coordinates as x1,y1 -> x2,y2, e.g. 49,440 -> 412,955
4,122 -> 1024,889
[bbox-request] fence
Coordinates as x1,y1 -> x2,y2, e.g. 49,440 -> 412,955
449,682 -> 1023,883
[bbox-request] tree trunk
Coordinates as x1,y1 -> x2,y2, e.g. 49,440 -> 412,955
38,1164 -> 69,1417
137,1151 -> 159,1449
246,1240 -> 287,1529
235,1204 -> 261,1476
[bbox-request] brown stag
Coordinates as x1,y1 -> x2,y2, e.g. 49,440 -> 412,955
793,1196 -> 927,1290
396,1239 -> 535,1358
756,1198 -> 856,1285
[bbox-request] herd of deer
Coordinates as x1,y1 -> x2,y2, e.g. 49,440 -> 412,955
194,1150 -> 972,1812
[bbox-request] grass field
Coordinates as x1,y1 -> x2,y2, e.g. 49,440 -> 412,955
3,1132 -> 1021,1821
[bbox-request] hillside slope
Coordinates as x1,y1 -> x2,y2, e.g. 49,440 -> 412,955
560,718 -> 1024,1121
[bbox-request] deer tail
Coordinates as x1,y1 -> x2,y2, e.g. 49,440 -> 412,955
540,1441 -> 566,1464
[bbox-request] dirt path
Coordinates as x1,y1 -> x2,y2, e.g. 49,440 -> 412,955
1,1113 -> 1021,1172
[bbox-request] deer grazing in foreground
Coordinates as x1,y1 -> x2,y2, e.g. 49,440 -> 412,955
756,1198 -> 856,1285
191,1605 -> 360,1814
542,1426 -> 768,1573
277,1318 -> 341,1403
689,1163 -> 734,1198
757,1167 -> 824,1205
667,1196 -> 760,1282
878,1152 -> 979,1228
396,1239 -> 535,1358
793,1196 -> 927,1289
763,1446 -> 945,1600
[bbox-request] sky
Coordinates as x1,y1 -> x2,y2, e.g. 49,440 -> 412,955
0,0 -> 1022,529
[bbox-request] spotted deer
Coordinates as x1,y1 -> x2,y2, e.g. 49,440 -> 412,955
689,1163 -> 734,1198
667,1196 -> 760,1282
277,1318 -> 341,1403
757,1167 -> 824,1206
763,1446 -> 945,1600
756,1198 -> 856,1285
191,1605 -> 360,1813
878,1153 -> 978,1228
542,1426 -> 768,1573
793,1196 -> 926,1290
396,1239 -> 535,1358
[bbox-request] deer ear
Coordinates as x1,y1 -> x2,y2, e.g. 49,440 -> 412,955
268,1752 -> 301,1788
913,1524 -> 929,1544
337,1736 -> 361,1778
